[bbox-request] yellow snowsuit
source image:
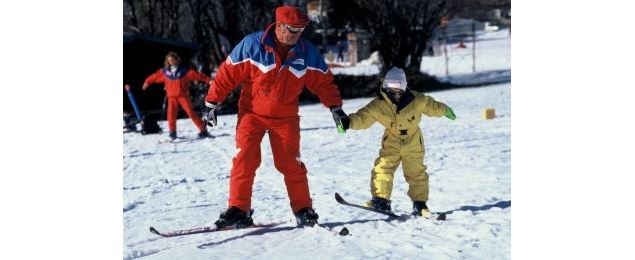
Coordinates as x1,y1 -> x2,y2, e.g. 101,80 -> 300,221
348,90 -> 448,202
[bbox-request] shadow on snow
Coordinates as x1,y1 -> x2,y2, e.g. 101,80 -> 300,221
195,201 -> 510,248
124,150 -> 193,158
197,218 -> 383,248
438,200 -> 511,216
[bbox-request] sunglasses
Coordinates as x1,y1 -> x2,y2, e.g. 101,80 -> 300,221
384,87 -> 405,96
382,79 -> 406,95
281,23 -> 305,33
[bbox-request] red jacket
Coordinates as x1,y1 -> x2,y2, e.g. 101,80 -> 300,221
206,24 -> 343,118
144,66 -> 210,97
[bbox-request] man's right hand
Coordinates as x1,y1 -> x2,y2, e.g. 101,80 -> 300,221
142,82 -> 149,90
203,101 -> 218,127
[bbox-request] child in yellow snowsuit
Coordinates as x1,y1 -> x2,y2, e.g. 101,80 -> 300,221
341,67 -> 456,217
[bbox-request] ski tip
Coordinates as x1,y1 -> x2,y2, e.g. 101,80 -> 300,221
334,193 -> 345,203
149,227 -> 161,235
339,227 -> 349,236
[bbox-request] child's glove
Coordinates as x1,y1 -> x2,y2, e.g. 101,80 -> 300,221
445,106 -> 456,120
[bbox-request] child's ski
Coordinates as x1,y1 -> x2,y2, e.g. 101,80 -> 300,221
334,192 -> 447,220
334,192 -> 403,218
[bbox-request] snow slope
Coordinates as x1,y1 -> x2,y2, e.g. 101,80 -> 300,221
331,29 -> 511,86
123,83 -> 511,259
420,29 -> 511,77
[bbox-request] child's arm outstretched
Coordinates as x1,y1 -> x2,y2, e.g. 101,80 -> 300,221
347,100 -> 380,130
416,94 -> 456,120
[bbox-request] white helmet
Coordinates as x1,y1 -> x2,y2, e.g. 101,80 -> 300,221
383,67 -> 407,91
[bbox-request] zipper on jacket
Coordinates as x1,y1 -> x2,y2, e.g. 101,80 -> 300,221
280,52 -> 295,102
269,51 -> 285,115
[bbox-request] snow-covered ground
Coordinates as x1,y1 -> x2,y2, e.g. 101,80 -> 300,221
123,82 -> 511,259
420,29 -> 511,76
332,29 -> 511,86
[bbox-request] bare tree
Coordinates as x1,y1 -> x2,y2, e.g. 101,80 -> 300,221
123,0 -> 163,35
123,0 -> 140,32
184,0 -> 281,68
161,0 -> 183,39
144,0 -> 161,35
335,0 -> 448,76
124,0 -> 294,71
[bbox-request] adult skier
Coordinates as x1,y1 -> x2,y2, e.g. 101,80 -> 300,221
143,51 -> 211,139
204,6 -> 348,227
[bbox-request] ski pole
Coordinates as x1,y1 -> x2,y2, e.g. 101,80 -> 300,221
125,84 -> 143,122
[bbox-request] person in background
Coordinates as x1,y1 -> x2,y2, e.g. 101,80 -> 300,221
204,6 -> 348,228
336,41 -> 344,62
143,52 -> 211,140
341,67 -> 456,218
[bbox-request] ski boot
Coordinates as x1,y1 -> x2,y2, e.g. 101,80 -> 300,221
214,206 -> 254,229
198,130 -> 210,138
168,131 -> 177,140
412,201 -> 432,218
295,207 -> 319,227
364,197 -> 392,212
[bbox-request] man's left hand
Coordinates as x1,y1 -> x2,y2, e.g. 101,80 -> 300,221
330,107 -> 350,133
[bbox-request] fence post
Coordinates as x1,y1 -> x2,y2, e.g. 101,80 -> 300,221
472,22 -> 476,73
443,28 -> 449,76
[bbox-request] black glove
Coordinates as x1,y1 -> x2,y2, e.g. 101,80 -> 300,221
203,101 -> 218,127
330,106 -> 350,132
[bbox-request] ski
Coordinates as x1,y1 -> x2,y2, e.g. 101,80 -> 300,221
150,221 -> 348,238
334,192 -> 403,218
334,192 -> 447,221
157,139 -> 189,144
149,222 -> 285,238
157,137 -> 210,144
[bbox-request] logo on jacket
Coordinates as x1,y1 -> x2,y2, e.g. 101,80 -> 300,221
291,59 -> 305,66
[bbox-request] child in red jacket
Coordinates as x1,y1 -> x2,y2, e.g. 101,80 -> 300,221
143,52 -> 210,139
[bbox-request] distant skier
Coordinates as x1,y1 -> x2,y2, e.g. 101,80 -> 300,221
340,67 -> 456,218
204,5 -> 347,228
336,41 -> 344,62
142,52 -> 211,140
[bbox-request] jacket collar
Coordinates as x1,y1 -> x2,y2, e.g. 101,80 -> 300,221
161,64 -> 188,80
379,89 -> 415,113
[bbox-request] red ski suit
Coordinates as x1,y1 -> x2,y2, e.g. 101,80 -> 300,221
206,24 -> 343,213
144,66 -> 210,133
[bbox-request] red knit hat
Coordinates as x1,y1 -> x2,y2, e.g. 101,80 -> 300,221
275,6 -> 309,27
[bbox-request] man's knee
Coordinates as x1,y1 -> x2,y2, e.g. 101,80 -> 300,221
233,149 -> 261,170
274,152 -> 305,172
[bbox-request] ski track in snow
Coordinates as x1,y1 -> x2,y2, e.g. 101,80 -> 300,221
123,83 -> 511,259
